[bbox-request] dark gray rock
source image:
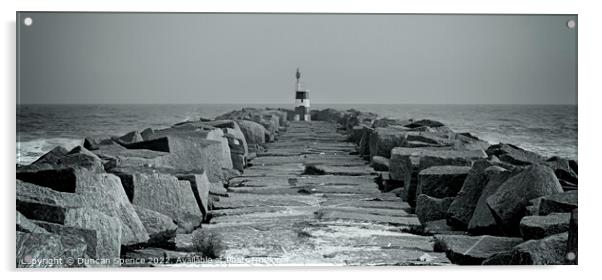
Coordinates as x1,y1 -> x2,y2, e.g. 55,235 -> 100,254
417,165 -> 470,199
538,191 -> 578,215
176,172 -> 211,217
116,131 -> 144,145
446,160 -> 495,230
310,108 -> 345,123
370,156 -> 390,171
237,120 -> 267,145
519,213 -> 570,240
358,127 -> 374,156
92,141 -> 170,171
368,127 -> 408,158
348,125 -> 368,144
390,147 -> 487,208
151,126 -> 233,170
83,136 -> 116,150
433,234 -> 523,265
544,157 -> 578,188
404,119 -> 446,129
123,133 -> 225,182
484,233 -> 569,265
112,167 -> 202,233
19,146 -> 105,186
486,143 -> 545,166
17,168 -> 149,247
467,166 -> 515,235
17,181 -> 123,260
487,164 -> 563,235
32,146 -> 69,165
415,194 -> 454,225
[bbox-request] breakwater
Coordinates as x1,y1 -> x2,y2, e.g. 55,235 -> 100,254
16,107 -> 578,267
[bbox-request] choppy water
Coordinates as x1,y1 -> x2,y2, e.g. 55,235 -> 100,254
16,104 -> 577,164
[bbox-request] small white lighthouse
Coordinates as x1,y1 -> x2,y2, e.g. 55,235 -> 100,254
294,68 -> 311,121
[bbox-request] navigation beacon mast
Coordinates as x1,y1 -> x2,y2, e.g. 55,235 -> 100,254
294,68 -> 311,121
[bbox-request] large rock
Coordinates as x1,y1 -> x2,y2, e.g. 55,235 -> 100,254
446,160 -> 495,229
467,166 -> 515,235
112,167 -> 202,233
486,143 -> 545,166
415,195 -> 454,225
349,125 -> 370,144
16,231 -> 88,268
17,159 -> 149,247
134,206 -> 178,247
358,127 -> 374,156
417,165 -> 470,199
31,146 -> 69,165
116,131 -> 144,145
484,233 -> 569,265
370,156 -> 390,171
311,108 -> 346,122
486,164 -> 563,235
368,127 -> 408,158
152,126 -> 233,170
519,213 -> 571,240
544,157 -> 578,189
433,234 -> 523,265
17,181 -> 123,261
404,119 -> 446,129
123,133 -> 225,182
390,147 -> 487,207
19,146 -> 105,187
222,126 -> 248,155
91,141 -> 171,171
237,120 -> 267,151
176,172 -> 211,216
83,136 -> 116,151
538,191 -> 578,215
344,110 -> 378,131
452,133 -> 491,151
405,131 -> 453,148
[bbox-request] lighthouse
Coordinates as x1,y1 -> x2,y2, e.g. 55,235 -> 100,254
294,68 -> 311,121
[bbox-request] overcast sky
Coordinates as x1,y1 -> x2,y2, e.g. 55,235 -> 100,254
17,13 -> 577,104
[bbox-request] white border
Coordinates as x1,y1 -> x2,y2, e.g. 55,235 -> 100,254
2,0 -> 600,278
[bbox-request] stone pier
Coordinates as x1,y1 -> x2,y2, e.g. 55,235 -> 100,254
200,121 -> 450,265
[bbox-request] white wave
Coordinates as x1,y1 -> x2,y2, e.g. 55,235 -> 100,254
16,138 -> 83,165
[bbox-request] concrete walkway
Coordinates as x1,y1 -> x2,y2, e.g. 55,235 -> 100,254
203,121 -> 450,266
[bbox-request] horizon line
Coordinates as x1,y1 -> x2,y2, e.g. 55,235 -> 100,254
16,102 -> 578,106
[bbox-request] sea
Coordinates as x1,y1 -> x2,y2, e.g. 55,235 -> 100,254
16,104 -> 577,165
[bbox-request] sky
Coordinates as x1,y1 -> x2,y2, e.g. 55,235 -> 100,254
17,13 -> 577,105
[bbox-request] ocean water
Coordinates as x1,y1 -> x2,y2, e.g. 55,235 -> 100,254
16,104 -> 577,165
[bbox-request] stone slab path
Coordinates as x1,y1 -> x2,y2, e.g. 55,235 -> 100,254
202,121 -> 450,266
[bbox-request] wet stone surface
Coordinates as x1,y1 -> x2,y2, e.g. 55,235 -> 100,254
188,121 -> 450,266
